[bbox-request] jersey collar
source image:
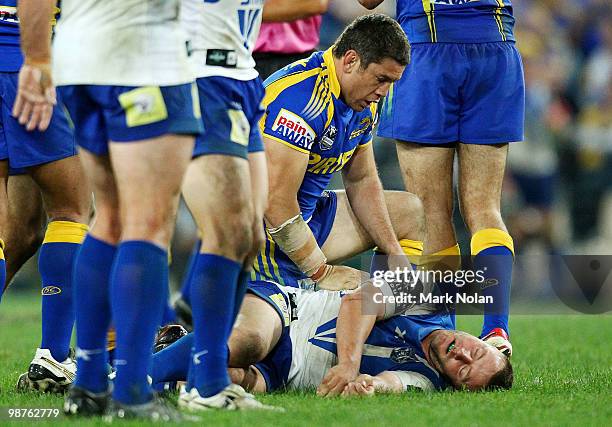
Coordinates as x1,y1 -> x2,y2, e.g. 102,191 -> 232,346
322,47 -> 341,99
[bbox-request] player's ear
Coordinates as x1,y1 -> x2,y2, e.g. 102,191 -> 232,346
342,50 -> 360,73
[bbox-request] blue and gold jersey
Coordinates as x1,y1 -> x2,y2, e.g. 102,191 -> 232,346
0,1 -> 60,72
261,47 -> 376,221
397,0 -> 515,43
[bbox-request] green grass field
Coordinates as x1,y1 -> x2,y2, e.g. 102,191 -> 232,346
1,292 -> 610,426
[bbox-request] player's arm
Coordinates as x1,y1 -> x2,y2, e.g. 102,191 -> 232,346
357,0 -> 386,10
317,285 -> 384,397
341,143 -> 404,257
262,0 -> 329,22
343,370 -> 433,396
13,0 -> 57,131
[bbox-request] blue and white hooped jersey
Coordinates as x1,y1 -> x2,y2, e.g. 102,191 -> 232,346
397,0 -> 515,43
261,48 -> 377,221
287,290 -> 450,391
182,0 -> 263,80
0,1 -> 60,72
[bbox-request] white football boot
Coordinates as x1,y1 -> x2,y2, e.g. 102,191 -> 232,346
16,348 -> 76,393
482,328 -> 513,358
178,383 -> 283,411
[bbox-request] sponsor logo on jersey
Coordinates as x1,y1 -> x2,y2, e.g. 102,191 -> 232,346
307,149 -> 356,175
42,286 -> 61,296
272,109 -> 315,150
349,117 -> 372,140
320,125 -> 337,150
0,6 -> 18,23
430,0 -> 480,5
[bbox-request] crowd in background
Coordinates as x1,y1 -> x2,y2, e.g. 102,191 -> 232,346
11,0 -> 612,304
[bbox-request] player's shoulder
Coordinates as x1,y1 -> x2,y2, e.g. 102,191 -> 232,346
262,51 -> 326,112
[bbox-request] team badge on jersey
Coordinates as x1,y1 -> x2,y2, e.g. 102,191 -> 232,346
320,125 -> 337,150
271,109 -> 316,150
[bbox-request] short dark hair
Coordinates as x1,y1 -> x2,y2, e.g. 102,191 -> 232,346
332,13 -> 410,68
485,358 -> 514,391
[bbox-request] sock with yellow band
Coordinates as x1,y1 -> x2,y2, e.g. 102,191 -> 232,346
39,221 -> 88,361
0,238 -> 5,301
471,228 -> 514,337
370,239 -> 424,279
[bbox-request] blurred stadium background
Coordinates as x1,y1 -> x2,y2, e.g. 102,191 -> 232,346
5,0 -> 611,312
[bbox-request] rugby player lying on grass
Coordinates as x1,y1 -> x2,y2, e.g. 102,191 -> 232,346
151,280 -> 513,396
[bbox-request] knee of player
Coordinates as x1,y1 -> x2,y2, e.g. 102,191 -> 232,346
232,328 -> 269,366
396,192 -> 425,239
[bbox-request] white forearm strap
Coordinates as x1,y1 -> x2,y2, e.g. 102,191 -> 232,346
267,214 -> 326,277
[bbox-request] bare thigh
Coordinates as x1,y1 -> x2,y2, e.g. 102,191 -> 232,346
321,190 -> 424,263
109,134 -> 194,247
228,293 -> 283,367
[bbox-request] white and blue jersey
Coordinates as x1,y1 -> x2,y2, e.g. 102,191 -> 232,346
378,0 -> 524,145
182,0 -> 265,158
0,1 -> 75,171
251,283 -> 450,392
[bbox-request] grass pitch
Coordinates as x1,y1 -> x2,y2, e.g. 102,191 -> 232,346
0,292 -> 610,426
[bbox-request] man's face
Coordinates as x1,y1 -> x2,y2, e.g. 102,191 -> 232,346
339,52 -> 405,112
427,330 -> 506,391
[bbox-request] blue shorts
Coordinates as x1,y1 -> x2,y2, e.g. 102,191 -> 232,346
378,42 -> 525,145
252,190 -> 338,289
192,76 -> 265,159
0,72 -> 76,169
512,171 -> 556,209
57,83 -> 203,155
249,281 -> 293,392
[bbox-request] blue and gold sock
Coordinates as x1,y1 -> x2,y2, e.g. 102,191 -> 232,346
370,239 -> 424,278
471,229 -> 514,337
73,235 -> 116,393
0,239 -> 6,300
39,221 -> 88,361
190,254 -> 239,397
111,241 -> 166,405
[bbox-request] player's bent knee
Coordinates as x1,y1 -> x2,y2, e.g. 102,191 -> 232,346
229,327 -> 270,367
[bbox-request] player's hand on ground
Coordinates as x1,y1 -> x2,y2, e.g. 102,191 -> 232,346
12,62 -> 56,132
317,363 -> 359,397
314,265 -> 368,291
342,374 -> 376,397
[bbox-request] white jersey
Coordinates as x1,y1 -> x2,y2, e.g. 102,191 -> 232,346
182,0 -> 263,80
53,0 -> 194,86
284,289 -> 440,392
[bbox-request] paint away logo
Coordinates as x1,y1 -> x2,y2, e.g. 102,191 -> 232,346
271,109 -> 316,150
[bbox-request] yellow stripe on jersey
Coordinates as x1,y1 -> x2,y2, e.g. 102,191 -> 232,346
357,139 -> 373,150
263,133 -> 310,154
260,238 -> 273,280
494,0 -> 507,41
322,48 -> 341,98
268,237 -> 285,286
260,67 -> 321,132
422,0 -> 437,43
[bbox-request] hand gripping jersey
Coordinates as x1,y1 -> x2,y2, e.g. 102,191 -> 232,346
0,1 -> 60,72
397,0 -> 515,43
261,48 -> 377,221
182,0 -> 263,81
256,288 -> 450,392
52,0 -> 193,86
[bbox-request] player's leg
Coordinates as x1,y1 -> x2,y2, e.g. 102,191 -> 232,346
457,143 -> 515,346
27,155 -> 90,364
320,189 -> 425,264
108,134 -> 193,405
3,174 -> 45,288
181,154 -> 255,398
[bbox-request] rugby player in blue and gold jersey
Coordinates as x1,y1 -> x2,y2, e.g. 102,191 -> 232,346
360,0 -> 525,356
1,0 -> 91,393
